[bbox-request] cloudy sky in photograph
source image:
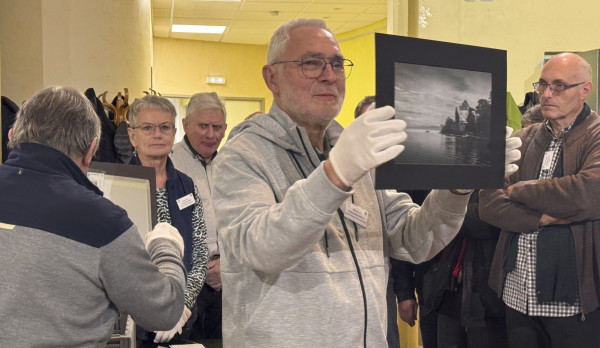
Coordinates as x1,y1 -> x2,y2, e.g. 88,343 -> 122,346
394,62 -> 492,129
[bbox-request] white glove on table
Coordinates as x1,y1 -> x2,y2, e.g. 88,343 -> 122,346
145,222 -> 184,258
154,306 -> 192,343
329,105 -> 407,186
505,126 -> 522,178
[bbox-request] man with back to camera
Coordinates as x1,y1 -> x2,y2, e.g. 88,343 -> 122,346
211,18 -> 522,347
0,86 -> 187,346
170,91 -> 227,339
480,52 -> 600,347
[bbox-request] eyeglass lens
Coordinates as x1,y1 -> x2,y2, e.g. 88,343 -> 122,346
137,122 -> 174,134
301,58 -> 352,79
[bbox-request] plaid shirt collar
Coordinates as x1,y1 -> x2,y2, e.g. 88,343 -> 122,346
542,103 -> 590,138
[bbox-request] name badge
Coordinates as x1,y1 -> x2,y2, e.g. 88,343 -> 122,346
343,201 -> 368,228
541,150 -> 555,171
176,193 -> 195,210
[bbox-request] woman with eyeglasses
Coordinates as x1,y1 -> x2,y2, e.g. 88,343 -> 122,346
127,95 -> 209,346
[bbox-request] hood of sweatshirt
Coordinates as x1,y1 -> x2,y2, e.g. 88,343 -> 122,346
227,102 -> 344,163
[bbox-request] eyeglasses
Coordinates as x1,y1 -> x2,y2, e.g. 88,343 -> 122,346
271,57 -> 354,80
131,122 -> 175,135
533,81 -> 585,95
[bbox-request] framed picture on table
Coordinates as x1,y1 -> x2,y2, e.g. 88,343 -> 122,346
374,33 -> 507,190
87,161 -> 156,239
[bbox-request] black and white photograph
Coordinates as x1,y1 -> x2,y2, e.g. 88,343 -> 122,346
374,33 -> 506,190
393,62 -> 493,166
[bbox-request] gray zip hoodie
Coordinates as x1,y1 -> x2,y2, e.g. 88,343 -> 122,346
212,103 -> 470,347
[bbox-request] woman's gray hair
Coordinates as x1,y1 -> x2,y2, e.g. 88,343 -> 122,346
521,104 -> 544,128
8,86 -> 100,159
354,95 -> 375,119
266,18 -> 332,65
128,95 -> 177,126
186,92 -> 226,122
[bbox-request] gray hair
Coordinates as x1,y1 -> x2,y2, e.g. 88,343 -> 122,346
354,95 -> 375,119
521,104 -> 544,128
128,95 -> 177,126
266,18 -> 332,64
186,92 -> 226,122
8,86 -> 100,159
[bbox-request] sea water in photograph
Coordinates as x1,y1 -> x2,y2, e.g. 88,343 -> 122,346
396,128 -> 491,165
393,62 -> 493,166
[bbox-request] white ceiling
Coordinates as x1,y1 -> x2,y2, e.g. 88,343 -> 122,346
152,0 -> 388,45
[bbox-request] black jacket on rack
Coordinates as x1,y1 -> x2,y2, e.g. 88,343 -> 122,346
85,88 -> 117,163
1,96 -> 19,163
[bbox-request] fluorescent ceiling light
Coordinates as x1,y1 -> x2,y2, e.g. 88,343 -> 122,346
172,24 -> 226,34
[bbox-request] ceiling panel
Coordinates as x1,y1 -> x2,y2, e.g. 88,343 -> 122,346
153,0 -> 172,8
152,0 -> 388,44
170,32 -> 225,41
171,17 -> 231,26
173,4 -> 239,19
302,13 -> 360,21
235,12 -> 298,21
153,17 -> 172,26
302,3 -> 373,14
365,3 -> 386,14
243,0 -> 315,3
153,8 -> 172,18
230,19 -> 294,28
175,1 -> 241,14
336,21 -> 381,33
239,2 -> 308,12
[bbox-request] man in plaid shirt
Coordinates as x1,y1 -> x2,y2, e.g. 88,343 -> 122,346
480,52 -> 600,348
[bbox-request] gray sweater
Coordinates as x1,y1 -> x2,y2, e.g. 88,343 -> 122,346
0,143 -> 186,347
212,103 -> 470,347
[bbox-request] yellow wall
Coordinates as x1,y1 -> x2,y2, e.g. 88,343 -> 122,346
0,0 -> 152,104
0,0 -> 44,104
152,37 -> 272,115
417,0 -> 600,108
337,20 -> 387,127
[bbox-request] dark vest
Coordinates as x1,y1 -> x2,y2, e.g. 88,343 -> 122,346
130,155 -> 195,271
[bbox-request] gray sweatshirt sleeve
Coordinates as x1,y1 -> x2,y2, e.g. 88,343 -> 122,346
213,145 -> 351,274
98,225 -> 186,331
382,189 -> 470,263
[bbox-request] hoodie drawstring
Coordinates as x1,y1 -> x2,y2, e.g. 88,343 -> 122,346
288,145 -> 330,258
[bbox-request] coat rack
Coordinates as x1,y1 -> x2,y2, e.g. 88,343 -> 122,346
99,88 -> 130,125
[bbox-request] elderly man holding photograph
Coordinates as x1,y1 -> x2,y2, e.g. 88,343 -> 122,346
212,18 -> 522,347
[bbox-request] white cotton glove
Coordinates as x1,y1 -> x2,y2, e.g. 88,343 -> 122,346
154,306 -> 192,343
145,222 -> 184,258
329,105 -> 407,186
505,126 -> 522,178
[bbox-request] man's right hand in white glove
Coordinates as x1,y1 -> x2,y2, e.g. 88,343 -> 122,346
145,222 -> 184,258
327,105 -> 407,189
154,306 -> 192,343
